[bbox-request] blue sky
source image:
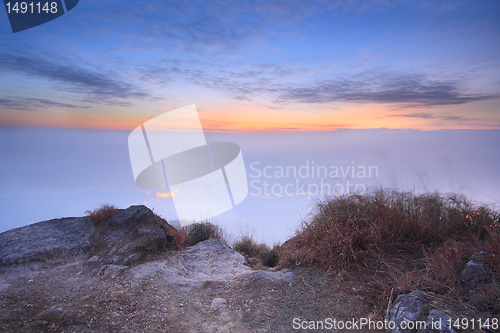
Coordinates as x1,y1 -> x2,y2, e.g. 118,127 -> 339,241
0,0 -> 499,130
0,1 -> 499,243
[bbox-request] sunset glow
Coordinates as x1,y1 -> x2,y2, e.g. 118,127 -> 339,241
0,1 -> 498,132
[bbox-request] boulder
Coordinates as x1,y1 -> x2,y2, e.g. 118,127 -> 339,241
0,217 -> 94,265
130,239 -> 252,288
389,290 -> 431,333
91,205 -> 181,266
460,252 -> 490,305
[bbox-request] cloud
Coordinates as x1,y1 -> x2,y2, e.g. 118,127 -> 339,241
276,73 -> 497,107
140,58 -> 497,108
389,112 -> 483,125
0,97 -> 85,111
0,53 -> 148,104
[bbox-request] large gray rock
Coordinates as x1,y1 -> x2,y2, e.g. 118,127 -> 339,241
0,205 -> 179,270
389,290 -> 431,333
0,217 -> 94,265
130,239 -> 252,288
460,252 -> 490,305
91,205 -> 180,267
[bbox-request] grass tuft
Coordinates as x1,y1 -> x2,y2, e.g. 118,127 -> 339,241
182,221 -> 226,247
233,235 -> 280,268
85,204 -> 120,227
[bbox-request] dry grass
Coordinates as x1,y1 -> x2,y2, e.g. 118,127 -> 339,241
233,236 -> 280,268
85,204 -> 120,227
278,190 -> 500,317
182,221 -> 226,247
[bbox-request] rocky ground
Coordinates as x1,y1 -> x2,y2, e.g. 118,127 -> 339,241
0,206 -> 369,333
1,205 -> 495,333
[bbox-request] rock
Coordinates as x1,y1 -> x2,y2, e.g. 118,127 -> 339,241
106,205 -> 157,231
210,298 -> 227,309
124,253 -> 141,265
118,242 -> 137,254
130,239 -> 251,288
0,205 -> 180,271
460,252 -> 490,305
37,307 -> 65,322
389,290 -> 430,333
243,269 -> 294,286
423,310 -> 456,333
88,205 -> 180,266
461,257 -> 488,288
243,271 -> 276,286
0,217 -> 94,265
137,228 -> 167,251
98,264 -> 127,280
389,292 -> 461,333
109,256 -> 123,265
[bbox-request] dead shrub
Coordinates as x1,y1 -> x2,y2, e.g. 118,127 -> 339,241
278,190 -> 500,317
86,204 -> 119,227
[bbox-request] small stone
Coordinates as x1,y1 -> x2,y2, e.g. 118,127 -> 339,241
37,308 -> 64,322
210,298 -> 227,309
97,264 -> 127,280
118,242 -> 137,254
109,256 -> 123,265
124,253 -> 141,265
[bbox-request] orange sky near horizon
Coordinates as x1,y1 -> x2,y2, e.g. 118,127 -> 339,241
1,100 -> 498,132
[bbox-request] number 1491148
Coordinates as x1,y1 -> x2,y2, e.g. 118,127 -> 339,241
5,2 -> 59,14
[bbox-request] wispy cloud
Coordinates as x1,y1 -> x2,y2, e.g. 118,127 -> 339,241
276,73 -> 497,107
140,59 -> 497,108
0,97 -> 85,111
0,53 -> 148,104
388,112 -> 485,125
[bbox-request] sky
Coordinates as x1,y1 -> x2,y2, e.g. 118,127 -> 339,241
0,0 -> 499,244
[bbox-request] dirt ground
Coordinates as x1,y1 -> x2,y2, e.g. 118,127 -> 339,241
0,249 -> 370,333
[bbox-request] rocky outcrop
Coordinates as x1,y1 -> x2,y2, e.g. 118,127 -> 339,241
0,217 -> 94,265
129,238 -> 252,288
89,205 -> 183,267
0,205 -> 183,268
